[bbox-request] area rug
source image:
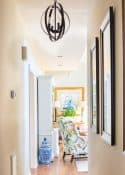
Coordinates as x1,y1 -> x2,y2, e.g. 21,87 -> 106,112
75,160 -> 88,172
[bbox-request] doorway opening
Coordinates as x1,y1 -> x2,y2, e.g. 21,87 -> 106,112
29,65 -> 89,175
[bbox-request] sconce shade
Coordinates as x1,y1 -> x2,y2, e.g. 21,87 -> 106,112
22,46 -> 27,60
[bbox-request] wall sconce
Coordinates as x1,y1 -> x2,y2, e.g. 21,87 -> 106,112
10,90 -> 16,99
22,46 -> 27,61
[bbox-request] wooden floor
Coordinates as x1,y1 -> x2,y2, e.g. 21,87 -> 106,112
31,145 -> 88,175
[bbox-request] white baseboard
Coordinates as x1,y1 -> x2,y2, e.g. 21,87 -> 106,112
31,161 -> 38,169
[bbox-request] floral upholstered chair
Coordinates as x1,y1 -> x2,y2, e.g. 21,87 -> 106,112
57,117 -> 88,162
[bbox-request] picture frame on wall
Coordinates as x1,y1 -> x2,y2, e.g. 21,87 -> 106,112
90,37 -> 99,134
100,6 -> 115,145
54,87 -> 84,118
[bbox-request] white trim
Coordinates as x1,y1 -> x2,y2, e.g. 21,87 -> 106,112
29,72 -> 38,169
100,10 -> 110,31
24,63 -> 30,175
102,132 -> 111,145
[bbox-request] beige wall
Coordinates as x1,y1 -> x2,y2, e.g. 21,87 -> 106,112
0,0 -> 30,174
87,0 -> 125,175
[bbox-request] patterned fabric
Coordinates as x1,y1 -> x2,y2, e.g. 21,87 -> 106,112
57,117 -> 88,156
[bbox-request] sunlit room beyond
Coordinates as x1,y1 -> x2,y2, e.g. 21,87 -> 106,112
31,72 -> 89,175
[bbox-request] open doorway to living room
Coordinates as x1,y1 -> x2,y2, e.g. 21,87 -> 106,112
30,63 -> 88,175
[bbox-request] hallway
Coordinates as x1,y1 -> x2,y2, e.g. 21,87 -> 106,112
0,0 -> 125,175
31,145 -> 88,175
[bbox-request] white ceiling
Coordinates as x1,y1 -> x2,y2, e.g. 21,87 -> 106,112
18,0 -> 91,71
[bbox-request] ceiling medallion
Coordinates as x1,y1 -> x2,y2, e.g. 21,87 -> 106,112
40,0 -> 70,42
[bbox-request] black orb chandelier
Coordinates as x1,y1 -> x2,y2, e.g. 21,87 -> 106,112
40,0 -> 70,42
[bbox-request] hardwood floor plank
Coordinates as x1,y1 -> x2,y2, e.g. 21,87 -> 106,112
31,145 -> 88,175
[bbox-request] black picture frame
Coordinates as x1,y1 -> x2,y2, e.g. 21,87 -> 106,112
100,6 -> 115,145
90,37 -> 99,134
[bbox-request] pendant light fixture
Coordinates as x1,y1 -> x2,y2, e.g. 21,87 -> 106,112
40,0 -> 70,42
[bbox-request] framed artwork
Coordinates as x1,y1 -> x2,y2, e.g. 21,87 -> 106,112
54,87 -> 84,117
100,6 -> 115,145
90,37 -> 99,134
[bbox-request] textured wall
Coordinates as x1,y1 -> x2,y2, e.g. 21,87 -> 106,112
87,0 -> 125,175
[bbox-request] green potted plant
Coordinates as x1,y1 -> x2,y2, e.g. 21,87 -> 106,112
63,108 -> 76,117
